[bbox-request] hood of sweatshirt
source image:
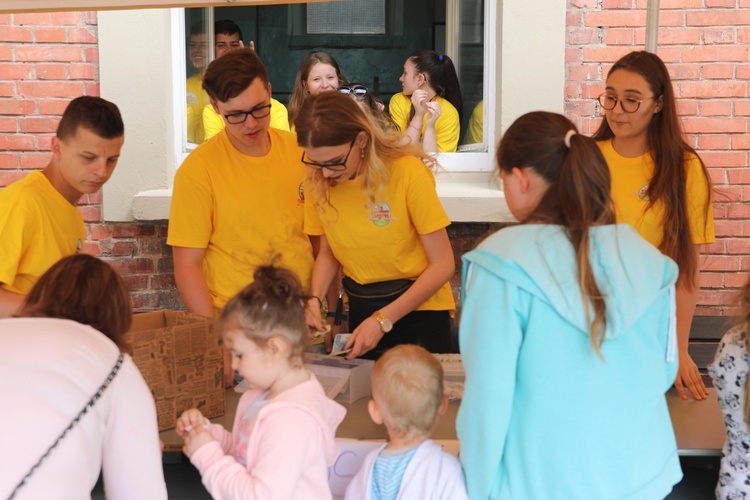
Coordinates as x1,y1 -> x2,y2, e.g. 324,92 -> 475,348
464,224 -> 679,340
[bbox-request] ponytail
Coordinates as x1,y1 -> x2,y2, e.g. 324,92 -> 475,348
498,111 -> 615,354
409,50 -> 464,123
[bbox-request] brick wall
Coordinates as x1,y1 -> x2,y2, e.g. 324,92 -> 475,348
1,3 -> 748,314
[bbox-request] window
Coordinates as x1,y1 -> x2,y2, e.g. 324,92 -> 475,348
99,0 -> 566,222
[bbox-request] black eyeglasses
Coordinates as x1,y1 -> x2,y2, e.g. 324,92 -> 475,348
223,103 -> 272,124
301,139 -> 356,171
338,85 -> 369,98
597,93 -> 656,114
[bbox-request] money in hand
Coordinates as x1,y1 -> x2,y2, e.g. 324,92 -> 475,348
329,333 -> 352,356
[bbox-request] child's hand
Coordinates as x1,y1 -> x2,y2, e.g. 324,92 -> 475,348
183,425 -> 214,458
176,408 -> 207,437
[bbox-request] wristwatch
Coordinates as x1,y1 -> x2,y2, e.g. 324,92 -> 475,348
371,310 -> 393,334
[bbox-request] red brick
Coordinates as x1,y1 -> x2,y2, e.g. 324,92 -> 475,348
641,0 -> 702,7
87,190 -> 103,204
0,82 -> 16,97
89,223 -> 113,240
698,290 -> 740,306
702,64 -> 735,79
113,224 -> 156,238
585,10 -> 646,28
705,240 -> 726,254
69,63 -> 96,80
728,169 -> 750,184
727,239 -> 750,255
567,63 -> 601,81
657,28 -> 701,45
706,0 -> 739,5
14,12 -> 82,26
112,241 -> 136,256
19,153 -> 49,169
38,100 -> 69,115
16,45 -> 83,63
0,46 -> 13,62
679,82 -> 746,99
654,46 -> 683,63
78,205 -> 101,222
0,26 -> 33,42
657,11 -> 688,28
0,63 -> 35,80
68,27 -> 98,44
84,82 -> 100,96
684,46 -> 749,64
126,258 -> 155,274
83,46 -> 98,63
0,171 -> 27,187
34,27 -> 67,43
702,255 -> 743,272
714,220 -> 745,237
727,203 -> 750,219
18,81 -> 84,98
699,134 -> 731,149
35,63 -> 68,80
569,27 -> 601,45
131,292 -> 159,310
0,135 -> 35,151
687,10 -> 750,26
682,118 -> 745,134
732,135 -> 750,150
700,152 -> 748,168
700,101 -> 732,116
602,0 -> 634,8
739,28 -> 750,44
676,100 -> 698,116
82,241 -> 102,257
716,186 -> 744,202
0,153 -> 18,169
737,64 -> 750,80
700,272 -> 724,288
0,14 -> 11,23
19,117 -> 58,133
602,28 -> 634,45
0,117 -> 17,133
704,28 -> 736,45
84,12 -> 97,25
37,135 -> 54,152
725,273 -> 750,289
567,11 -> 584,28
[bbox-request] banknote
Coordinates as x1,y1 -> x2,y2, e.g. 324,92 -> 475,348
329,333 -> 352,356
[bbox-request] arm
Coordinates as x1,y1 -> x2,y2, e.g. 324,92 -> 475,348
102,360 -> 168,500
456,260 -> 526,500
306,236 -> 341,351
346,228 -> 454,359
405,90 -> 429,147
673,244 -> 708,400
0,287 -> 25,318
420,101 -> 442,154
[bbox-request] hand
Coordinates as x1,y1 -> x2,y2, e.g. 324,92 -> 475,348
345,317 -> 384,359
674,351 -> 708,400
425,101 -> 442,126
305,298 -> 325,339
183,425 -> 214,458
410,89 -> 429,115
176,408 -> 207,437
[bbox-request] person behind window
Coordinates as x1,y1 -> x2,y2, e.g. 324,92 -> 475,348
203,20 -> 290,140
457,111 -> 683,499
168,48 -> 316,388
177,264 -> 345,500
463,99 -> 483,145
0,96 -> 124,318
593,51 -> 715,401
287,51 -> 349,130
0,254 -> 167,499
338,84 -> 397,132
186,22 -> 209,144
297,92 -> 455,360
389,50 -> 463,153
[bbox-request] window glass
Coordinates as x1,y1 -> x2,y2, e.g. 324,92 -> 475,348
308,0 -> 386,35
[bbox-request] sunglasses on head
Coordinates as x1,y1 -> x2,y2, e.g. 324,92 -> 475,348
338,85 -> 369,97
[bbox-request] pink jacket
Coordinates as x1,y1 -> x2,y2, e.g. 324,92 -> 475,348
191,372 -> 346,500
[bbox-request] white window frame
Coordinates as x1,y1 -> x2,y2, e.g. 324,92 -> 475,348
100,0 -> 566,223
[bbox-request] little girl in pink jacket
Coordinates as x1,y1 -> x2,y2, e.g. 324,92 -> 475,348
177,265 -> 346,499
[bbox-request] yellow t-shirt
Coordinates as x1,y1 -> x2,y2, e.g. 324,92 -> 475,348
202,98 -> 290,141
186,73 -> 208,144
167,128 -> 314,310
304,155 -> 455,312
0,170 -> 86,294
599,139 -> 715,248
388,93 -> 460,152
464,100 -> 484,145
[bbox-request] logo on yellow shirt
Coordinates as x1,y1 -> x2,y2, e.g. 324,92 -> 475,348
186,92 -> 198,106
637,184 -> 650,202
297,182 -> 305,206
369,202 -> 395,227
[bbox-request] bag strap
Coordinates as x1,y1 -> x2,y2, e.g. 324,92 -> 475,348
7,353 -> 125,500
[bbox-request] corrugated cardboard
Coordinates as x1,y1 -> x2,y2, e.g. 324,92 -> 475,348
124,310 -> 224,431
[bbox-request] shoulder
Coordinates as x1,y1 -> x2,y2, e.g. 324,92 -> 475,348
435,97 -> 459,118
389,93 -> 410,108
269,128 -> 302,151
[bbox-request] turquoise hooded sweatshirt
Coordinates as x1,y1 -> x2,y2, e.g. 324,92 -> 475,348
457,224 -> 682,500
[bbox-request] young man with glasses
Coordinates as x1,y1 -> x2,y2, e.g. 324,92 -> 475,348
168,48 -> 315,387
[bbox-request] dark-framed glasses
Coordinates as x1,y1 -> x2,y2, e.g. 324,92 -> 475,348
338,85 -> 369,97
301,139 -> 356,171
597,93 -> 656,114
223,103 -> 272,124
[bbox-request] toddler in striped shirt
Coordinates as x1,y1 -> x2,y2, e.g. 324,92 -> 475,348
345,344 -> 467,500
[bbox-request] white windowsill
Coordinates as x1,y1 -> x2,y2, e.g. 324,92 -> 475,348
131,171 -> 514,223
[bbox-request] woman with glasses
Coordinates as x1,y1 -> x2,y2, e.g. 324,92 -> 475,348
295,91 -> 455,360
339,84 -> 398,132
593,50 -> 714,401
287,51 -> 348,130
389,49 -> 463,153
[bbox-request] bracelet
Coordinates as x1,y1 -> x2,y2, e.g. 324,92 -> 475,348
310,296 -> 322,308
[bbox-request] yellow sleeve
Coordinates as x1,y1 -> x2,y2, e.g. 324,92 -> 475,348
434,99 -> 460,152
388,93 -> 410,133
202,105 -> 224,141
167,155 -> 214,249
270,98 -> 290,132
464,101 -> 484,144
685,154 -> 715,244
0,195 -> 30,288
402,157 -> 451,234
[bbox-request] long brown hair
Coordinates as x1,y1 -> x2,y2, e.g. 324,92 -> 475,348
498,111 -> 615,353
294,91 -> 433,210
18,254 -> 132,348
593,51 -> 712,288
287,51 -> 348,128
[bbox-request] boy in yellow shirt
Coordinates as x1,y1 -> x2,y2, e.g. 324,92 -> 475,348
0,96 -> 125,317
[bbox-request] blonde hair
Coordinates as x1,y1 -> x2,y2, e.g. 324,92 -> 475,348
218,264 -> 308,367
295,91 -> 434,212
371,344 -> 444,440
287,51 -> 348,128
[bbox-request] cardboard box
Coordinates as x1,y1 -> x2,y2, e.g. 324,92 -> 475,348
124,310 -> 224,431
305,353 -> 374,404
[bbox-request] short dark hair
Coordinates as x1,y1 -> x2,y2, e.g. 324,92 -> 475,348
189,21 -> 204,38
19,254 -> 133,349
215,19 -> 242,40
56,96 -> 124,141
203,48 -> 269,103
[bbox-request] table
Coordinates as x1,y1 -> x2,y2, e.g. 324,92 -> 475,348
161,387 -> 726,457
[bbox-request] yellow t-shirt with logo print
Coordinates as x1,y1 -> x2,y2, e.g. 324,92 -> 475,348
598,139 -> 715,248
0,170 -> 86,294
168,128 -> 313,310
186,73 -> 208,144
304,154 -> 455,313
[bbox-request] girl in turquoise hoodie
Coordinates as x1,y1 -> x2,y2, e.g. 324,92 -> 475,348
457,111 -> 683,499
